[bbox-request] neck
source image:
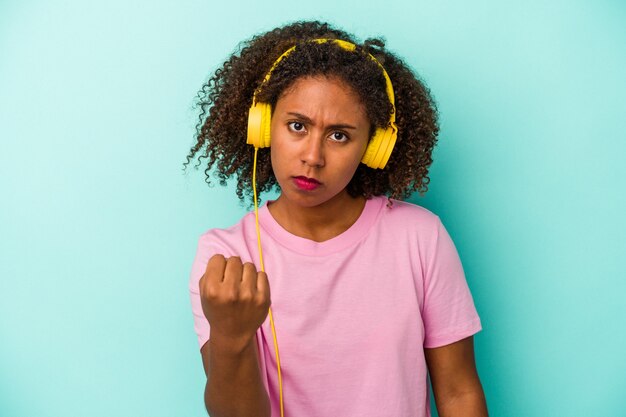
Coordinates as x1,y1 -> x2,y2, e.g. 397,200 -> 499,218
268,192 -> 366,242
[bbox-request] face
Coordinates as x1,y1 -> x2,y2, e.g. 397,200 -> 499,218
270,76 -> 371,210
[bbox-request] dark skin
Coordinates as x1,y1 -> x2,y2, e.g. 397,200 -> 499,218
199,256 -> 271,417
198,77 -> 487,416
425,337 -> 489,416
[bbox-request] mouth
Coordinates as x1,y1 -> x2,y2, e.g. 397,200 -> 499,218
292,176 -> 322,191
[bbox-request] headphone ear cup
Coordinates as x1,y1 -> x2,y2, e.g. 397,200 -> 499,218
361,124 -> 398,169
247,102 -> 272,148
261,103 -> 272,148
373,125 -> 397,169
361,130 -> 382,168
247,103 -> 264,147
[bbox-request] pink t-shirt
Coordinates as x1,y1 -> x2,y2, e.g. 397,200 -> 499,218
189,196 -> 481,416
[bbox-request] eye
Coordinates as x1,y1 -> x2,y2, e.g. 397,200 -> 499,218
329,131 -> 349,142
288,121 -> 306,132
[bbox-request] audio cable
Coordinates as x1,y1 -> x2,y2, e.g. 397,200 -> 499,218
253,147 -> 285,417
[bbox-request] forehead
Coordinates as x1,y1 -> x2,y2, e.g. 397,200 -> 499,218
274,75 -> 368,122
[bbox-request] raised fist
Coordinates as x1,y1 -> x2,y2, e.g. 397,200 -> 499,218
199,255 -> 271,350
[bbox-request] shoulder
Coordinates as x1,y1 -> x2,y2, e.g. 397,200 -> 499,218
371,197 -> 448,259
377,197 -> 442,230
195,211 -> 257,257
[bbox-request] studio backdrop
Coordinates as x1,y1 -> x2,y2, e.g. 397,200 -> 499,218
1,0 -> 625,416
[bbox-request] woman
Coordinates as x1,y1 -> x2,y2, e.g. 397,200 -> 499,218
185,20 -> 488,417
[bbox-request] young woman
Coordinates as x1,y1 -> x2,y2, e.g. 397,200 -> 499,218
186,21 -> 487,417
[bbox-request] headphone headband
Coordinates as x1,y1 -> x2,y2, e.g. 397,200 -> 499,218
247,38 -> 398,169
253,39 -> 395,124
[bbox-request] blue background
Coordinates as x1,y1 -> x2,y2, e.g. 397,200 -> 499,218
1,1 -> 625,416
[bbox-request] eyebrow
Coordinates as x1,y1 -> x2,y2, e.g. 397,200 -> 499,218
286,112 -> 358,130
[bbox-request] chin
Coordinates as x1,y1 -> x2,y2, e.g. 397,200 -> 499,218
288,189 -> 349,209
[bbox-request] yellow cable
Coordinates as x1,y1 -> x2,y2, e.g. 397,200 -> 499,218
253,147 -> 285,417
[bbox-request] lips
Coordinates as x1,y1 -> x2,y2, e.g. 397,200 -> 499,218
293,176 -> 321,191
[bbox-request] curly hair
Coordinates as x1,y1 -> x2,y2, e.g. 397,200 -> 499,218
183,20 -> 439,204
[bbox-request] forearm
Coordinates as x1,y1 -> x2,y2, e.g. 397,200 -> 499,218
435,389 -> 488,417
205,335 -> 270,417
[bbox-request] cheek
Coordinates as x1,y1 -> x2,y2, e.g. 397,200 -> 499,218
269,142 -> 289,176
269,148 -> 278,174
337,156 -> 363,184
349,160 -> 362,180
340,145 -> 367,181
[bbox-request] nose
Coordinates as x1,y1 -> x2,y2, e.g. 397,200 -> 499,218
300,134 -> 325,168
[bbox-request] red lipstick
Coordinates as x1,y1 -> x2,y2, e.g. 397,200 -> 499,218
293,176 -> 321,191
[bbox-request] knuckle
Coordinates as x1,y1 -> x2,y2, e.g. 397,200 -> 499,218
243,262 -> 257,271
208,254 -> 225,268
255,293 -> 271,308
239,290 -> 254,303
203,284 -> 219,300
224,289 -> 239,303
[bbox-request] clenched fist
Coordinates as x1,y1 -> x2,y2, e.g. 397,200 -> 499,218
199,255 -> 271,351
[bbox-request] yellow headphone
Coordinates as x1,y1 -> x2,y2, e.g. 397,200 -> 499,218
246,38 -> 398,169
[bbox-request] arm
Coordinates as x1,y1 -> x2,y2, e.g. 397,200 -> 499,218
198,255 -> 272,417
424,336 -> 488,417
201,334 -> 270,417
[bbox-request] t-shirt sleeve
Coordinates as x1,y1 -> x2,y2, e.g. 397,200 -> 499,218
188,233 -> 220,351
422,216 -> 482,348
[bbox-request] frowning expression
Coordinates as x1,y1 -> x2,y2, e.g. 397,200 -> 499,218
270,76 -> 371,209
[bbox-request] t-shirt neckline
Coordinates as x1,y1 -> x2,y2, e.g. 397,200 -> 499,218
257,196 -> 385,257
